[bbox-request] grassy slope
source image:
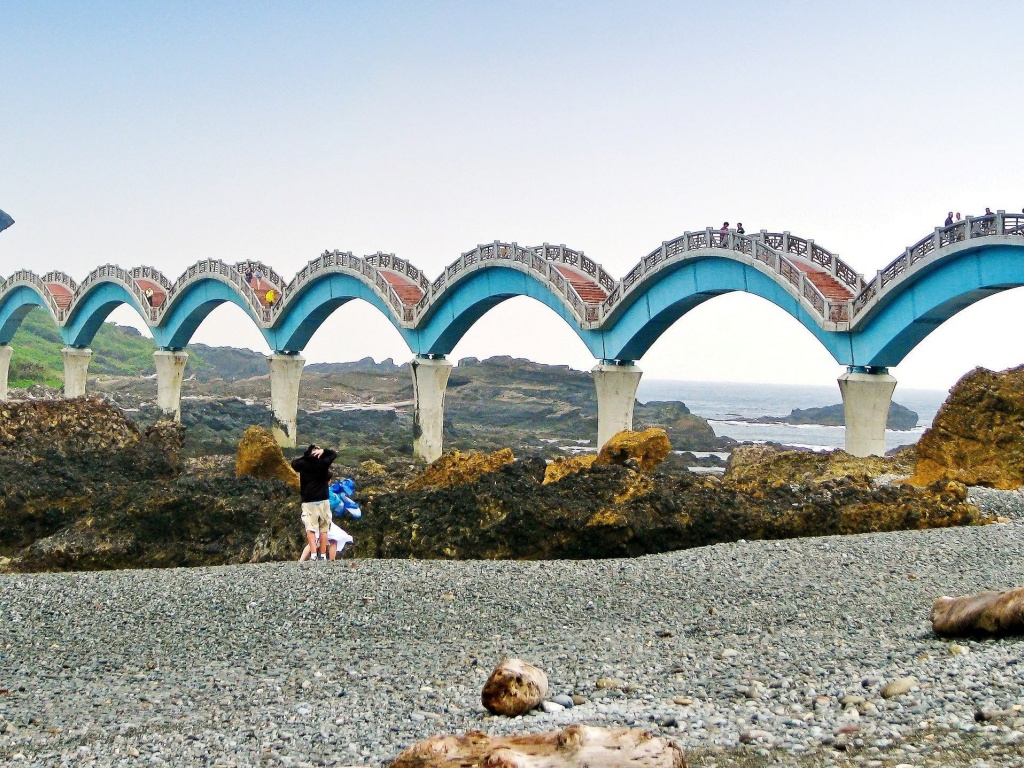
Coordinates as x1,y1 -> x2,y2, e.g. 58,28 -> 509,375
9,310 -> 159,387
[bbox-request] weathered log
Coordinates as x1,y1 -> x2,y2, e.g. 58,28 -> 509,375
931,587 -> 1024,636
389,725 -> 686,768
481,657 -> 548,716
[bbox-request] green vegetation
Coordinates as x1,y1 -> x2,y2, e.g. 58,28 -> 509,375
8,310 -> 158,387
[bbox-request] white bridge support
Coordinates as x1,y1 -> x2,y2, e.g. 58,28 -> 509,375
0,345 -> 11,402
411,355 -> 453,464
592,361 -> 643,449
839,368 -> 897,457
154,350 -> 189,422
61,347 -> 92,398
269,353 -> 305,448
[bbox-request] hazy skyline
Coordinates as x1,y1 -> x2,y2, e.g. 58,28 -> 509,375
2,1 -> 1022,392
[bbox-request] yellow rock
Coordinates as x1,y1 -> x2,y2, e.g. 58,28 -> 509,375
406,448 -> 515,491
585,509 -> 628,528
235,426 -> 300,489
359,459 -> 387,476
543,454 -> 597,484
595,428 -> 671,472
908,365 -> 1024,489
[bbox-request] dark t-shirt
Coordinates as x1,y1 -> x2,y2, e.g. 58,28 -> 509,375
291,447 -> 337,503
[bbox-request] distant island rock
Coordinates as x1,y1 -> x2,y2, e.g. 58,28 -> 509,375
751,402 -> 919,431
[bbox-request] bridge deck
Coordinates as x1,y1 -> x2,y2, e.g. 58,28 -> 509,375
553,265 -> 608,304
45,283 -> 73,310
380,271 -> 425,305
136,279 -> 167,308
793,262 -> 854,301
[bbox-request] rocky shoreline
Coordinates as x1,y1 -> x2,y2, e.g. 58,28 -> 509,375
2,498 -> 1024,766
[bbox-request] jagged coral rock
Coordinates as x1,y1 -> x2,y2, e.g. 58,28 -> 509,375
406,448 -> 515,491
0,398 -> 141,457
724,444 -> 913,492
595,428 -> 670,472
235,426 -> 299,490
543,454 -> 597,484
910,365 -> 1024,489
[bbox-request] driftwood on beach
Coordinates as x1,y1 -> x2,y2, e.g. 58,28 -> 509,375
931,587 -> 1024,636
388,725 -> 686,768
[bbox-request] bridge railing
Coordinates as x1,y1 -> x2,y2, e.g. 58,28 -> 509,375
130,266 -> 172,291
164,259 -> 270,323
281,250 -> 413,324
235,260 -> 285,289
365,252 -> 432,294
414,241 -> 594,324
41,270 -> 78,293
74,264 -> 159,323
851,211 -> 1019,320
535,244 -> 617,293
602,228 -> 846,326
0,270 -> 65,320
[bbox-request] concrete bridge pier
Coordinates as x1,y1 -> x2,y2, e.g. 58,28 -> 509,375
269,352 -> 305,448
0,345 -> 11,402
154,350 -> 189,422
592,360 -> 643,449
839,367 -> 897,457
411,355 -> 453,464
61,347 -> 93,398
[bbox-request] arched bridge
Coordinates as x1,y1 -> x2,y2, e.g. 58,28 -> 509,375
2,209 -> 1022,460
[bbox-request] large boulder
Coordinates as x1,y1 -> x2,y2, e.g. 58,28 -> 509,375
235,426 -> 299,490
595,428 -> 670,472
909,365 -> 1024,489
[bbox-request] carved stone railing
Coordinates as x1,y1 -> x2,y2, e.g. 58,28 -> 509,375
414,241 -> 594,325
130,266 -> 172,291
851,211 -> 1017,320
41,271 -> 78,292
75,264 -> 157,322
365,252 -> 432,294
281,249 -> 412,324
235,260 -> 284,288
602,228 -> 846,327
535,244 -> 617,293
166,259 -> 268,322
0,270 -> 64,320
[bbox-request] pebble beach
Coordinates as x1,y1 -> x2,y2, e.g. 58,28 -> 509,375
2,490 -> 1024,767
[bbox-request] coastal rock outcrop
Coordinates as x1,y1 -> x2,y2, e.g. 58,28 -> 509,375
406,448 -> 516,491
355,452 -> 982,560
724,444 -> 915,491
595,428 -> 671,472
910,365 -> 1024,489
236,425 -> 300,489
0,400 -> 301,571
752,402 -> 919,430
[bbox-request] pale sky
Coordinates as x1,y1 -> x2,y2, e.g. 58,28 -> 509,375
2,1 -> 1022,393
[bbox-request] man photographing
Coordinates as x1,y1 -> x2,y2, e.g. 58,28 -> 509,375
291,444 -> 337,561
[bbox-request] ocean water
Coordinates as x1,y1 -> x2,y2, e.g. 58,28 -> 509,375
637,380 -> 948,452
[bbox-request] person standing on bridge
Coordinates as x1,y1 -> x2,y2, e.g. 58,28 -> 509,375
736,223 -> 745,235
945,212 -> 954,227
291,444 -> 337,561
